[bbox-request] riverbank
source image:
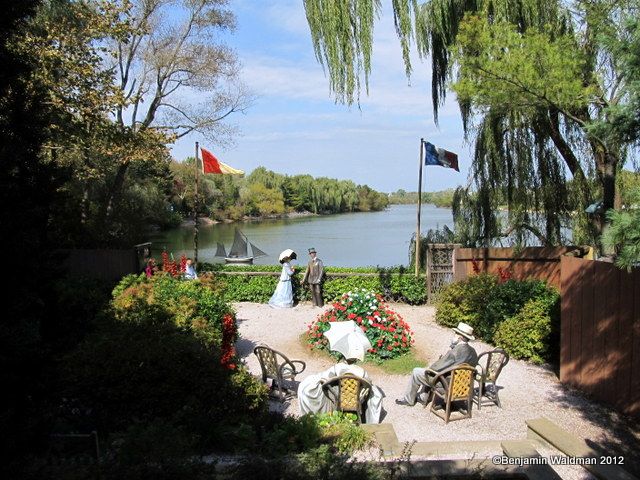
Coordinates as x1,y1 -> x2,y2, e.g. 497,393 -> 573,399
180,210 -> 320,227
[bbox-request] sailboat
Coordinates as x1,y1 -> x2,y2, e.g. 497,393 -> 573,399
215,229 -> 268,264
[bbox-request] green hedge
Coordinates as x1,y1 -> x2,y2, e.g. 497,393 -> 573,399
201,264 -> 428,305
57,273 -> 269,450
435,273 -> 560,364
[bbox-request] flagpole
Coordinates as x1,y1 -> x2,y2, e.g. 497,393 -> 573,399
415,138 -> 424,277
194,141 -> 200,264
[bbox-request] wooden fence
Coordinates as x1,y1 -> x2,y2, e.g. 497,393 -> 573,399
560,256 -> 640,418
61,243 -> 151,281
454,247 -> 590,288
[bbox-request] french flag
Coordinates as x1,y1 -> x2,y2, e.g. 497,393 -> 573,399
423,141 -> 459,172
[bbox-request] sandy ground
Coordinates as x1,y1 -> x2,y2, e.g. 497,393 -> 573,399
234,301 -> 640,478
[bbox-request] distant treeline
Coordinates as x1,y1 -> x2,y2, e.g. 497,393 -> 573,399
171,162 -> 389,221
388,189 -> 455,207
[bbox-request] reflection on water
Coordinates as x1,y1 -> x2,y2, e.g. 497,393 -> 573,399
150,204 -> 453,267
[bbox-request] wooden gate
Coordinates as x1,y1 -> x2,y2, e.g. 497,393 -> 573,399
426,243 -> 460,303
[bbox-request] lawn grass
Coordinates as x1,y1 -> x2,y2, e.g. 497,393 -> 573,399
299,331 -> 423,375
375,352 -> 423,375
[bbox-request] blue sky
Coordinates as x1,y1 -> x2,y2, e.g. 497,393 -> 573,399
171,0 -> 470,193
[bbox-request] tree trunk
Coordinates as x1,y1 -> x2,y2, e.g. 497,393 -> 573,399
592,144 -> 619,249
103,161 -> 130,223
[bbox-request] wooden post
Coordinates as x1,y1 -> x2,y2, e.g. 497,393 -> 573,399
194,142 -> 200,263
415,138 -> 424,277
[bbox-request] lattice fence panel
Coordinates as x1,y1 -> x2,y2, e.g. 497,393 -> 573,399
427,244 -> 460,303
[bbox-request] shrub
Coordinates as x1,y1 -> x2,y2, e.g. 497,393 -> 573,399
206,265 -> 428,305
436,274 -> 554,339
435,273 -> 560,363
58,315 -> 268,446
56,273 -> 269,450
306,288 -> 414,362
112,273 -> 235,350
493,294 -> 560,364
315,412 -> 371,453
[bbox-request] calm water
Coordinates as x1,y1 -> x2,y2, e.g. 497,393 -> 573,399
150,204 -> 453,267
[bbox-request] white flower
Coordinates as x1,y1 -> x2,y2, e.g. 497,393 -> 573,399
368,319 -> 373,325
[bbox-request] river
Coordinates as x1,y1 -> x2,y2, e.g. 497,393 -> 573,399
149,204 -> 454,267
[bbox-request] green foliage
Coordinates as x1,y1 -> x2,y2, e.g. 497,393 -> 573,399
304,0 -> 640,249
169,164 -> 388,220
230,444 -> 385,480
51,272 -> 269,451
314,412 -> 371,453
388,189 -> 456,207
100,419 -> 219,480
452,17 -> 592,114
259,414 -> 324,456
587,14 -> 640,145
603,186 -> 640,270
304,0 -> 382,105
494,296 -> 560,364
112,273 -> 235,348
436,274 -> 560,363
59,311 -> 268,445
306,288 -> 414,361
209,265 -> 428,305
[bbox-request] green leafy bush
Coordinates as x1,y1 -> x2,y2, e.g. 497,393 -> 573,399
307,288 -> 414,361
494,295 -> 560,364
59,314 -> 268,445
56,273 -> 269,450
436,274 -> 554,339
206,265 -> 428,305
314,412 -> 371,453
435,274 -> 560,363
112,273 -> 235,348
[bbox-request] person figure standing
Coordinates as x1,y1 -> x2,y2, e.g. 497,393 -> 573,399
268,254 -> 296,308
302,247 -> 324,307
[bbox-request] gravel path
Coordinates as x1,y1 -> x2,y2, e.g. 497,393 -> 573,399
234,302 -> 639,478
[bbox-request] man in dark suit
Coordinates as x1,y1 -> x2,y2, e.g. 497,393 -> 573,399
302,247 -> 324,307
396,322 -> 478,406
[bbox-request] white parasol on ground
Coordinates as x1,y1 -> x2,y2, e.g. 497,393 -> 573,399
323,320 -> 372,361
278,249 -> 297,262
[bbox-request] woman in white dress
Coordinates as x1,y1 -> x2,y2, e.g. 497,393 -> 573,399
268,256 -> 295,308
297,359 -> 385,424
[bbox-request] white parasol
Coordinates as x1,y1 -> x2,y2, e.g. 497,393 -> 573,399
323,320 -> 372,361
278,249 -> 297,262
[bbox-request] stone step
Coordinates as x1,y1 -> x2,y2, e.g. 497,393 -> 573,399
501,440 -> 562,480
362,423 -> 503,459
361,423 -> 398,456
526,417 -> 638,480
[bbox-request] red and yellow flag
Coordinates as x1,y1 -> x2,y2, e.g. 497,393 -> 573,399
201,147 -> 244,175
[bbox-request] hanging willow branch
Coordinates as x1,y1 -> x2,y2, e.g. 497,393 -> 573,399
304,0 -> 382,105
304,0 -> 631,248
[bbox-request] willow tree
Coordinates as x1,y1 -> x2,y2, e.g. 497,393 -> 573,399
304,0 -> 639,247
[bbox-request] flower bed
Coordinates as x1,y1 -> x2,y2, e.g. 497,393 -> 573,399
306,288 -> 414,361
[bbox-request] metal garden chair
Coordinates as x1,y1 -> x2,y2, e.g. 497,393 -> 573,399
474,348 -> 509,410
253,345 -> 306,401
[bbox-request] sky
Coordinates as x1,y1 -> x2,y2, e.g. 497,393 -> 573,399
171,0 -> 471,193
